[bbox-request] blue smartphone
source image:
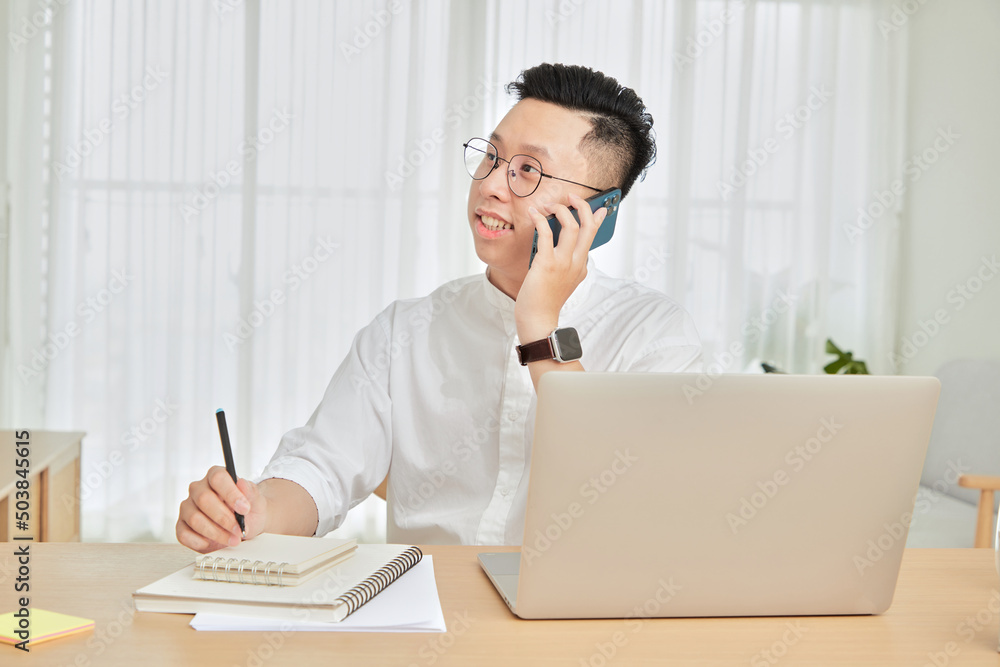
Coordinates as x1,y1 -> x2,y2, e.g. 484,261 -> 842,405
529,187 -> 621,267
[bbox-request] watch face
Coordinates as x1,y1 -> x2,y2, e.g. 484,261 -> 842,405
553,327 -> 582,362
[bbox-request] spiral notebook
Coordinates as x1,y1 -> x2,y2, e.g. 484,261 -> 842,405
134,541 -> 423,623
192,533 -> 358,586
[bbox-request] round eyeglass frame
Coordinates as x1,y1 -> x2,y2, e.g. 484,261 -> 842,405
462,137 -> 604,198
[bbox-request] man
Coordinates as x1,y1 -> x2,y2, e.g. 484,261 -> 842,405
177,63 -> 702,553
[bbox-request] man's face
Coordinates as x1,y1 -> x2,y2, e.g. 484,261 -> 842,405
467,98 -> 598,279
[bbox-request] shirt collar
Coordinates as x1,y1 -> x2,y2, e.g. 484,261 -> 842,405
480,257 -> 598,316
482,268 -> 515,312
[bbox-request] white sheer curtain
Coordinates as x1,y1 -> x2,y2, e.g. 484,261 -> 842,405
2,0 -> 906,542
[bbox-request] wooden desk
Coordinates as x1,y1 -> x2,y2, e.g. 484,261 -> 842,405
0,430 -> 82,542
3,544 -> 1000,665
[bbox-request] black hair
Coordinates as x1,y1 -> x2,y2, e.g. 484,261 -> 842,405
506,63 -> 655,199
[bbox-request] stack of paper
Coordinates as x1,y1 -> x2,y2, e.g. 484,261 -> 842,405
135,539 -> 444,629
190,556 -> 446,632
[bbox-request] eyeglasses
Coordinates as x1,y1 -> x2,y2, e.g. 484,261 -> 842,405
462,137 -> 604,198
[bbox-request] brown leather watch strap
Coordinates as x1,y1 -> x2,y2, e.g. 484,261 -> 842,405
516,338 -> 554,365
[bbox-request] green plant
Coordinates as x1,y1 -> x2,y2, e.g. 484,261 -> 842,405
760,338 -> 870,374
823,338 -> 870,375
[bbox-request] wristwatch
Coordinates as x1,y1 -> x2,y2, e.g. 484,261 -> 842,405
516,327 -> 583,365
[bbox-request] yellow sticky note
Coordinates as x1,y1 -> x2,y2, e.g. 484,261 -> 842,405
0,609 -> 94,647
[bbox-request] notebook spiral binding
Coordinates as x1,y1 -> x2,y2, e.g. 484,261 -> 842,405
195,557 -> 289,586
335,546 -> 423,617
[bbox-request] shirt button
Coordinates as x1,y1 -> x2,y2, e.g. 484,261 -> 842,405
501,488 -> 512,497
507,412 -> 519,422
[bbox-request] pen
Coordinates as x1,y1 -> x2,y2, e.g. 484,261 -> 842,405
215,408 -> 246,538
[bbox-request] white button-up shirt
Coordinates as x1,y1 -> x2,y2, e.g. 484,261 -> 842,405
258,261 -> 702,545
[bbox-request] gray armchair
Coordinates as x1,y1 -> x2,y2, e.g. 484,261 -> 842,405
914,359 -> 1000,547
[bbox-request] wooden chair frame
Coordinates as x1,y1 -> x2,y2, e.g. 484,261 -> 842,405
957,474 -> 1000,547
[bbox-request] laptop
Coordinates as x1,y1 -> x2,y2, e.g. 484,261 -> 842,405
479,372 -> 940,619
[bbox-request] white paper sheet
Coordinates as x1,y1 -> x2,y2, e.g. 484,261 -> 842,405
190,556 -> 446,633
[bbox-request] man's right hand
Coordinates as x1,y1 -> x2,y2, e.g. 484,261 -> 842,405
176,466 -> 267,553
